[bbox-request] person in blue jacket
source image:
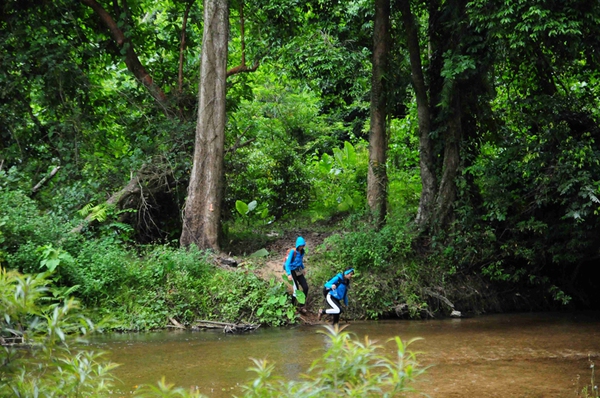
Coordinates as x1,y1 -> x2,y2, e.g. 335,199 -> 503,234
284,236 -> 309,313
317,268 -> 355,325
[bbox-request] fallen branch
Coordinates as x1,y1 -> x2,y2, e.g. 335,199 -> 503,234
169,317 -> 186,329
70,174 -> 141,234
31,166 -> 61,195
69,161 -> 173,234
192,320 -> 260,333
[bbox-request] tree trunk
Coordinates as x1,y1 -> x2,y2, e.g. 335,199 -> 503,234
367,0 -> 390,228
399,0 -> 436,231
180,0 -> 229,251
435,90 -> 461,231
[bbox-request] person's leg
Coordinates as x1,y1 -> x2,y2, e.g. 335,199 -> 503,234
296,274 -> 308,313
325,295 -> 342,325
332,313 -> 340,325
290,271 -> 301,306
296,274 -> 309,297
325,295 -> 341,314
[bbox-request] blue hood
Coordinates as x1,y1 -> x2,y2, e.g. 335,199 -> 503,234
295,236 -> 306,249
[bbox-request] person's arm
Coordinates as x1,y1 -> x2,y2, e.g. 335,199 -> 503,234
284,250 -> 294,279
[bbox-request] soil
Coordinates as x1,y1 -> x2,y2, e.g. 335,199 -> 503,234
238,229 -> 333,325
244,230 -> 329,281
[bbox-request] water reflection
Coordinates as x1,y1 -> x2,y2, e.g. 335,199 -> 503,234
92,312 -> 600,397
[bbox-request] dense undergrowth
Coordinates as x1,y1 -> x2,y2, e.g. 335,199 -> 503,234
0,172 -> 561,332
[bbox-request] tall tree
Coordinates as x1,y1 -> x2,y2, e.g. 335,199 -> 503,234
399,0 -> 435,229
180,0 -> 229,250
399,0 -> 489,234
367,0 -> 391,227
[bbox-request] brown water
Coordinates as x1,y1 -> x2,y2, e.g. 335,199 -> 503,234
92,312 -> 600,397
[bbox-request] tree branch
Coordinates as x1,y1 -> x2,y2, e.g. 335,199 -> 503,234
226,0 -> 259,77
80,0 -> 171,114
179,0 -> 195,94
31,166 -> 61,195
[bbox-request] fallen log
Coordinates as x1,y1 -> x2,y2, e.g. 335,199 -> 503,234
169,318 -> 186,329
69,161 -> 173,235
192,320 -> 260,333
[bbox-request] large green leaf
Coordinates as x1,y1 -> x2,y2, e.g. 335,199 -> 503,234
235,200 -> 249,215
250,248 -> 269,257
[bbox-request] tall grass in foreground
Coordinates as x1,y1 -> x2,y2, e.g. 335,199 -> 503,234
135,325 -> 425,398
578,359 -> 599,398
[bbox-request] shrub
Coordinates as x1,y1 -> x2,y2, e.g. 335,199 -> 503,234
0,268 -> 118,396
0,186 -> 70,273
241,325 -> 424,397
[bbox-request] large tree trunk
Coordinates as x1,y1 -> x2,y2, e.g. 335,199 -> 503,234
367,0 -> 390,228
180,0 -> 229,251
435,90 -> 461,231
399,0 -> 436,231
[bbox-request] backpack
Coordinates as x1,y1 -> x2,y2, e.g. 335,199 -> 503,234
283,249 -> 297,271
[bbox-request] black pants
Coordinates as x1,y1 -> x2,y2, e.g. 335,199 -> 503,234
322,287 -> 342,325
291,271 -> 308,306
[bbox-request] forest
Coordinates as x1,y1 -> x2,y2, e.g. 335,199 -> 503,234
2,0 -> 600,349
3,0 -> 600,395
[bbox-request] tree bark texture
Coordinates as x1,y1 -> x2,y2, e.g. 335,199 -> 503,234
399,0 -> 436,230
435,90 -> 461,231
367,0 -> 390,228
180,0 -> 229,251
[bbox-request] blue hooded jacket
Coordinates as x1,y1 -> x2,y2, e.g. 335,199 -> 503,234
324,269 -> 354,306
284,236 -> 306,275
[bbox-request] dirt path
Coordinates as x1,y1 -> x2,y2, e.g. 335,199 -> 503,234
251,230 -> 331,282
248,230 -> 332,325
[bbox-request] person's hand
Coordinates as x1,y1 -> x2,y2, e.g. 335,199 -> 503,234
331,284 -> 337,290
287,274 -> 293,281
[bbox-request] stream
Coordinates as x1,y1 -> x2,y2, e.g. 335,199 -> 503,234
92,311 -> 600,397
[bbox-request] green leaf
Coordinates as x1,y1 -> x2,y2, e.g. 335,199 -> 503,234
235,200 -> 249,215
248,200 -> 258,212
286,309 -> 295,319
282,274 -> 293,285
250,248 -> 269,257
295,290 -> 306,304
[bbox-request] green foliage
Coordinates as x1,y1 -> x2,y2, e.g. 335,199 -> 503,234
0,268 -> 118,396
0,180 -> 72,273
281,274 -> 306,305
205,270 -> 295,327
256,277 -> 297,323
310,215 -> 430,319
308,141 -> 368,221
322,216 -> 415,271
78,202 -> 112,223
241,326 -> 424,397
386,112 -> 422,215
37,244 -> 74,273
235,199 -> 272,226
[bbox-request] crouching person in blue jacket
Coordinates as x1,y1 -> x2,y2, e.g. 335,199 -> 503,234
317,268 -> 355,325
